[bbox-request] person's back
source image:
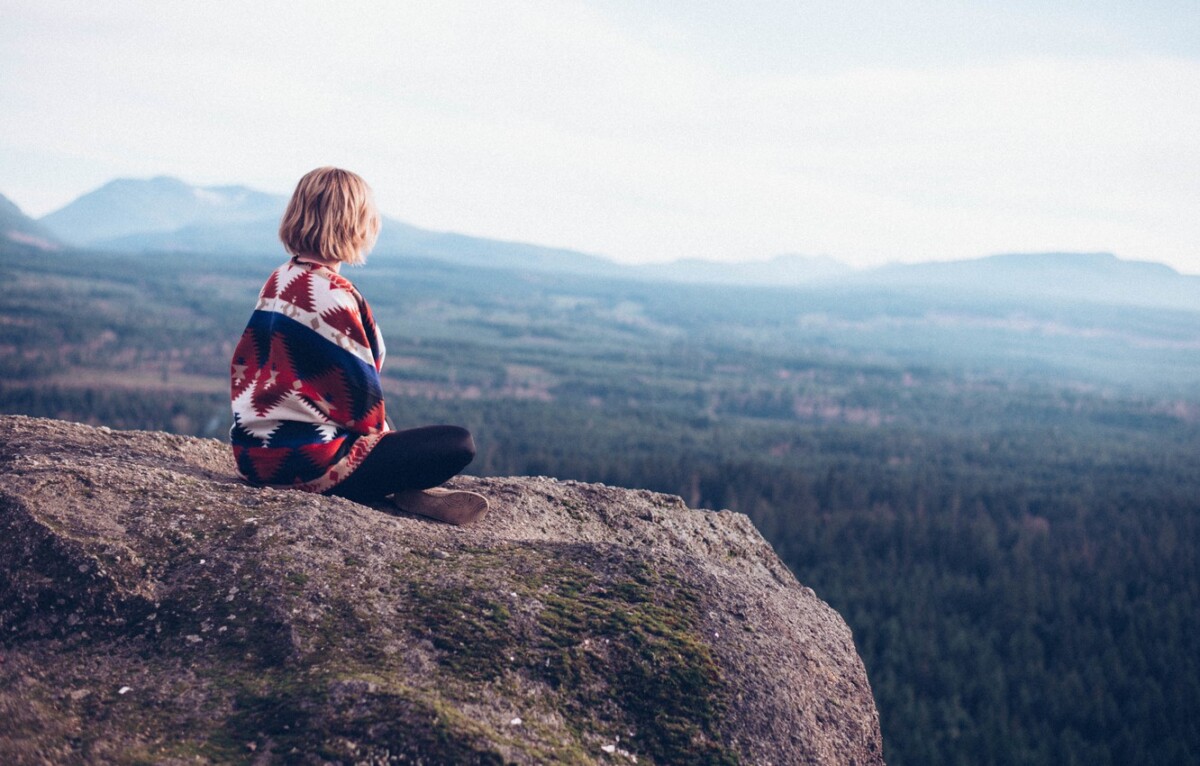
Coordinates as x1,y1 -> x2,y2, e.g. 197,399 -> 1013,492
229,166 -> 488,523
231,258 -> 388,491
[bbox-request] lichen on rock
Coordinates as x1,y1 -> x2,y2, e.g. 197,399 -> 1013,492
0,415 -> 884,765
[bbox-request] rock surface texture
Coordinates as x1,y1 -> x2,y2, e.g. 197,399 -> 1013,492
0,415 -> 884,765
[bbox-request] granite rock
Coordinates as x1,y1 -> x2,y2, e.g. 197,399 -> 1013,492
0,415 -> 883,765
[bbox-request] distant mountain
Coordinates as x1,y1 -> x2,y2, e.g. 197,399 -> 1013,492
95,217 -> 285,255
373,223 -> 629,278
36,176 -> 846,283
39,176 -> 286,245
0,193 -> 62,252
634,253 -> 851,286
848,252 -> 1200,312
32,178 -> 1200,312
38,176 -> 625,277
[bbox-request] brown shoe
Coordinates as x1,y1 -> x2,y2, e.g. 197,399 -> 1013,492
390,488 -> 490,525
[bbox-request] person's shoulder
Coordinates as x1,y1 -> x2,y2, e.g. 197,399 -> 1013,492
322,268 -> 360,296
299,265 -> 369,318
306,266 -> 358,300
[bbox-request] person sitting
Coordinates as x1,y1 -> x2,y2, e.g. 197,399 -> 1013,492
229,166 -> 488,524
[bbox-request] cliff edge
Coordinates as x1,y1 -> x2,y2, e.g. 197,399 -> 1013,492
0,415 -> 883,765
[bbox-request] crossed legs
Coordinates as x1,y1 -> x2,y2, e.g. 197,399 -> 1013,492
328,425 -> 476,504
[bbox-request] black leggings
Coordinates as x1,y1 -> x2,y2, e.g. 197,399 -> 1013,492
327,425 -> 476,503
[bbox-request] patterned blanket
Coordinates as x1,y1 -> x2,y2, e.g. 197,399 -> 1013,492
230,259 -> 388,492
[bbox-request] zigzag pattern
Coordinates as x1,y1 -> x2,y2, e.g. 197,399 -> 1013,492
319,305 -> 370,348
230,260 -> 388,492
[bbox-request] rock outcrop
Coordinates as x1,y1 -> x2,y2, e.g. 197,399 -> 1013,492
0,415 -> 883,765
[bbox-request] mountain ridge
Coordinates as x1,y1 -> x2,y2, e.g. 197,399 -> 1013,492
846,251 -> 1199,311
0,192 -> 62,252
37,177 -> 625,278
39,176 -> 285,245
22,176 -> 1200,310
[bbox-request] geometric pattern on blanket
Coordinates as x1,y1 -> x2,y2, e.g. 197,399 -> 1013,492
230,259 -> 388,492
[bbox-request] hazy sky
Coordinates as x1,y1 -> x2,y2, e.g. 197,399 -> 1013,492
3,1 -> 1198,272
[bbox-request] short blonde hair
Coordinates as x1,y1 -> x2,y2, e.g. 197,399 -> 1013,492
279,167 -> 381,265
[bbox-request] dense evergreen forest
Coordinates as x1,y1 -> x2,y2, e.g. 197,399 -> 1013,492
2,242 -> 1198,765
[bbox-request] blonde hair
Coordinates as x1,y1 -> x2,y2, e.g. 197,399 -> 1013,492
279,167 -> 381,265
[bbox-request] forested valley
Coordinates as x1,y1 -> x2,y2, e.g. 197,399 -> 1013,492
2,241 -> 1198,765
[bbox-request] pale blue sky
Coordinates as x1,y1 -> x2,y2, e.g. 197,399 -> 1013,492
602,1 -> 1200,70
2,1 -> 1198,272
